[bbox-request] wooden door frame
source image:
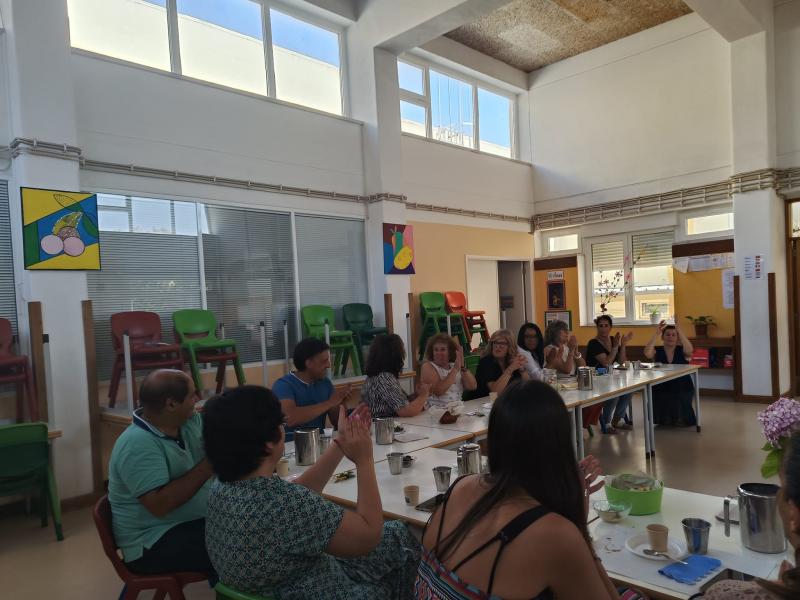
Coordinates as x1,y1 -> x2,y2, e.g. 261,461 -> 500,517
785,198 -> 800,397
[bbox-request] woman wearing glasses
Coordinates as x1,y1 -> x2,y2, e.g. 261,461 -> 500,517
474,329 -> 530,398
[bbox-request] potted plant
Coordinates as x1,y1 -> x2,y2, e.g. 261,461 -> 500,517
685,315 -> 715,338
649,308 -> 661,325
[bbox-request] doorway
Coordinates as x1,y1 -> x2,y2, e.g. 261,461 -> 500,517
465,256 -> 532,341
787,200 -> 800,394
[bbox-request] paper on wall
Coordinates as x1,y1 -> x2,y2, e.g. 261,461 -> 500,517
689,255 -> 713,272
744,255 -> 765,280
722,268 -> 735,309
672,257 -> 690,273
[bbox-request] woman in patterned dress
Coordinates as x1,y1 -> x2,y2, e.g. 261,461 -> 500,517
361,333 -> 430,418
203,385 -> 420,600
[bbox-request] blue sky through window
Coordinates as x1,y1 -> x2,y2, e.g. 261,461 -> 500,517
478,88 -> 511,148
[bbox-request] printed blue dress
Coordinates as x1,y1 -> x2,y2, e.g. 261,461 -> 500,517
206,476 -> 421,600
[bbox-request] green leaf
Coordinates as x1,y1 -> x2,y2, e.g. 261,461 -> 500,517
762,441 -> 777,452
761,447 -> 783,479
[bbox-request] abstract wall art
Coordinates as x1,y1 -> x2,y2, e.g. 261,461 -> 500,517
383,223 -> 415,275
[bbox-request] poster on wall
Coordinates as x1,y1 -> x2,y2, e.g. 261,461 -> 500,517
21,187 -> 101,270
383,223 -> 415,275
547,281 -> 565,309
722,268 -> 735,309
545,310 -> 571,329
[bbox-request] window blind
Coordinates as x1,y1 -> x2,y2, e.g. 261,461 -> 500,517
591,240 -> 624,273
87,230 -> 203,380
0,180 -> 16,332
295,215 -> 368,327
633,231 -> 674,267
202,206 -> 296,363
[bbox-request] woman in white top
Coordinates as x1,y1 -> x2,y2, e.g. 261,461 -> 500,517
543,320 -> 585,376
517,323 -> 544,380
420,333 -> 478,409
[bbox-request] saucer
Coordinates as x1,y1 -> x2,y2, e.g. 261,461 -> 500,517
625,533 -> 684,560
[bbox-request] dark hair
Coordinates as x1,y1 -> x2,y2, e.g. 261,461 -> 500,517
365,333 -> 405,378
544,319 -> 569,347
139,370 -> 190,411
758,432 -> 800,598
434,380 -> 589,562
594,314 -> 613,327
293,338 -> 330,372
517,323 -> 544,367
202,385 -> 283,483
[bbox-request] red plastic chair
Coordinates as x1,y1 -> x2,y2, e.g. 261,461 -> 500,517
108,312 -> 184,408
444,291 -> 489,347
0,318 -> 37,422
93,495 -> 207,600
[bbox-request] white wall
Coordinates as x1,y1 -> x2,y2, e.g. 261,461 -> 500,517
776,0 -> 800,168
529,14 -> 732,213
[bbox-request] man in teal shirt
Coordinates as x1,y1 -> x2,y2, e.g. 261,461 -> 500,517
108,369 -> 213,574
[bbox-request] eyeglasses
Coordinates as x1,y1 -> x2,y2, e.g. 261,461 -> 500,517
492,340 -> 509,347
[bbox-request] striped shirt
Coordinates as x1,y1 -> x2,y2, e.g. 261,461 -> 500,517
361,372 -> 408,418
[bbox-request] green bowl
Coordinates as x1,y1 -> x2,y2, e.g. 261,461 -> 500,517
605,481 -> 663,516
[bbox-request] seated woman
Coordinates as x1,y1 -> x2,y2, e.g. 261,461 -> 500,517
704,431 -> 800,599
416,380 -> 622,600
586,315 -> 634,434
474,329 -> 530,398
420,333 -> 477,409
644,321 -> 696,427
203,386 -> 420,600
361,333 -> 430,418
517,322 -> 545,380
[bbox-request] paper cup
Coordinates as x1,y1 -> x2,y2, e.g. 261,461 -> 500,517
646,524 -> 669,552
276,458 -> 290,478
404,485 -> 420,506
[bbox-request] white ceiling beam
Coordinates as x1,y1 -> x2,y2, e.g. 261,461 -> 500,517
300,0 -> 358,22
684,0 -> 770,41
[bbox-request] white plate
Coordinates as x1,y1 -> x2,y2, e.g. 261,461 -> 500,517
625,533 -> 684,561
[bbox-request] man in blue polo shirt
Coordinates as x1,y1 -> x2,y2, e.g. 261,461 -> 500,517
272,338 -> 352,440
108,369 -> 213,575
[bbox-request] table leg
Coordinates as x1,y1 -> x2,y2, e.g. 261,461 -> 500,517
575,407 -> 584,460
693,370 -> 701,432
641,389 -> 651,460
570,407 -> 577,459
648,386 -> 656,457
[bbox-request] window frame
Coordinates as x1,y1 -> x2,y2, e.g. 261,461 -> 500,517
397,55 -> 517,159
679,206 -> 735,241
542,229 -> 581,257
582,228 -> 676,325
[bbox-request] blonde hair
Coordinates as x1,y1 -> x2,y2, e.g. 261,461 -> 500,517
424,333 -> 458,363
481,329 -> 518,369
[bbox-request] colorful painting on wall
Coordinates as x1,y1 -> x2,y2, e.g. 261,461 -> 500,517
21,187 -> 101,270
383,223 -> 415,275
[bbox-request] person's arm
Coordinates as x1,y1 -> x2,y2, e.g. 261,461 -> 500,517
421,362 -> 458,397
324,411 -> 383,557
138,458 -> 214,518
279,384 -> 351,428
461,365 -> 478,391
591,336 -> 619,368
644,321 -> 665,360
547,344 -> 576,375
294,441 -> 345,493
617,332 -> 633,364
396,381 -> 429,417
676,324 -> 694,355
488,362 -> 519,393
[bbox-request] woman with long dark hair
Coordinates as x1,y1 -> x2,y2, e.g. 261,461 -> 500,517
361,333 -> 430,418
705,431 -> 800,599
517,322 -> 544,380
415,380 -> 620,599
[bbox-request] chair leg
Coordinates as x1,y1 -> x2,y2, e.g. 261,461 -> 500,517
153,591 -> 167,600
109,359 -> 123,408
332,347 -> 343,377
47,465 -> 63,541
163,579 -> 186,600
232,354 -> 246,386
40,481 -> 48,527
15,382 -> 25,423
214,360 -> 227,394
25,365 -> 39,422
186,352 -> 203,396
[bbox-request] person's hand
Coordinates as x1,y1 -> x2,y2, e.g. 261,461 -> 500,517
578,455 -> 603,512
780,560 -> 794,578
330,384 -> 352,407
334,405 -> 373,465
568,335 -> 578,352
415,381 -> 431,400
657,320 -> 666,334
454,346 -> 464,371
347,402 -> 372,427
621,331 -> 634,345
612,332 -> 621,348
515,354 -> 527,371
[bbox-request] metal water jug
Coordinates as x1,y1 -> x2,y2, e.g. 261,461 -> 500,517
577,367 -> 594,391
457,443 -> 482,475
294,428 -> 320,466
374,417 -> 394,445
724,483 -> 786,553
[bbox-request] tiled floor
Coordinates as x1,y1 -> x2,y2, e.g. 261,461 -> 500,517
0,396 -> 770,599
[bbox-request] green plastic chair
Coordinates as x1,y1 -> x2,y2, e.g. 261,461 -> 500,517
418,292 -> 469,359
300,305 -> 361,377
215,581 -> 273,600
464,353 -> 480,376
342,303 -> 388,364
172,309 -> 245,394
0,422 -> 63,540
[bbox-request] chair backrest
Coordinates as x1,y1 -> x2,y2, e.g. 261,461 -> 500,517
173,309 -> 217,343
0,422 -> 49,478
342,303 -> 373,331
93,495 -> 132,582
110,311 -> 163,352
444,291 -> 468,314
301,305 -> 336,338
464,353 -> 480,376
0,318 -> 14,357
419,292 -> 446,320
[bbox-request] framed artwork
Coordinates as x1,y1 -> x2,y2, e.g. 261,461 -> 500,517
547,281 -> 566,309
21,187 -> 101,270
545,310 -> 572,330
383,222 -> 415,274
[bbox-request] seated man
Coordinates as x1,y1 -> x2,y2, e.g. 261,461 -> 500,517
108,369 -> 213,575
272,338 -> 352,440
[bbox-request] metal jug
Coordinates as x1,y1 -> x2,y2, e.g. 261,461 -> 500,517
577,367 -> 593,390
374,417 -> 394,445
457,443 -> 482,475
294,428 -> 320,466
724,483 -> 786,554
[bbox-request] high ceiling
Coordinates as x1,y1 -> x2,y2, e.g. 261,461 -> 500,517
445,0 -> 693,72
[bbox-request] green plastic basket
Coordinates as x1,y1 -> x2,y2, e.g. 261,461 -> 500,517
605,479 -> 664,516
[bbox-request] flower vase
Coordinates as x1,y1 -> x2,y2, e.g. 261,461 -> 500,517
649,313 -> 661,325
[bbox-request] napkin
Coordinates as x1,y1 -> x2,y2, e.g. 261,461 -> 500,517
394,432 -> 428,443
658,555 -> 722,584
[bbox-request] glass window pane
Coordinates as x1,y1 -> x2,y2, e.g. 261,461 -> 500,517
548,234 -> 578,253
174,201 -> 199,236
478,88 -> 511,158
793,204 -> 800,238
398,61 -> 424,95
400,101 -> 426,136
67,0 -> 171,70
430,70 -> 474,148
632,232 -> 674,321
98,194 -> 127,207
271,9 -> 342,115
591,240 -> 626,319
132,197 -> 172,234
98,210 -> 130,232
686,212 -> 734,236
177,0 -> 267,95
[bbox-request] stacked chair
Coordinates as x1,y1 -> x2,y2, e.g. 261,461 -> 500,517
342,303 -> 388,367
301,305 -> 361,377
417,292 -> 470,359
444,291 -> 489,350
0,318 -> 38,422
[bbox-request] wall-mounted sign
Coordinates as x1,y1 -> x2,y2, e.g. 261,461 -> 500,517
547,270 -> 564,281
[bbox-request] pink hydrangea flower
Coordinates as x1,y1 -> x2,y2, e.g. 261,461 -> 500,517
758,397 -> 800,447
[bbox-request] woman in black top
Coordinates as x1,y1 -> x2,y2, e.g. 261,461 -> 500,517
644,322 -> 696,426
474,329 -> 529,398
585,315 -> 634,434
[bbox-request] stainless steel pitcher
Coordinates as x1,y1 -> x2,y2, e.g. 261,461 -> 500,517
457,443 -> 482,475
577,367 -> 593,391
724,483 -> 786,554
294,428 -> 320,466
374,417 -> 394,445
